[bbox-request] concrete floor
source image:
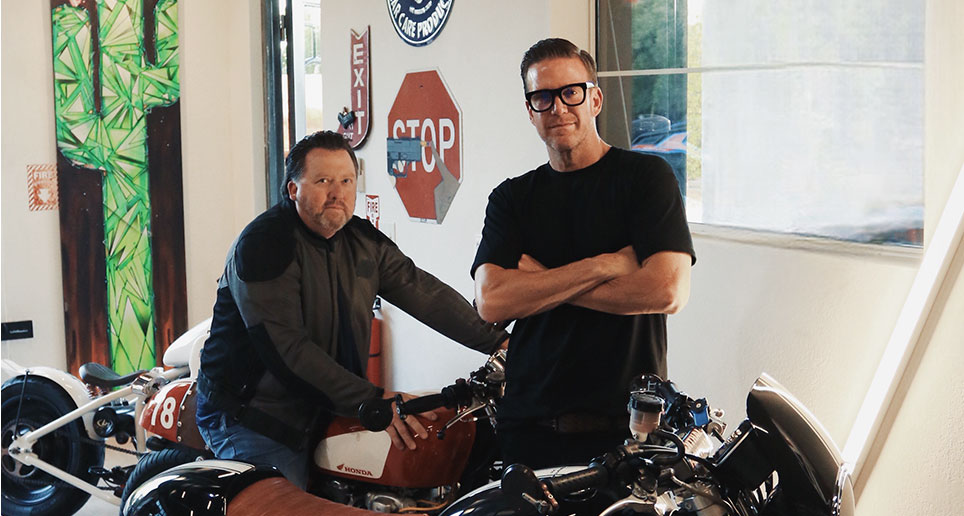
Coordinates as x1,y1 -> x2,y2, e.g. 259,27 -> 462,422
76,493 -> 121,516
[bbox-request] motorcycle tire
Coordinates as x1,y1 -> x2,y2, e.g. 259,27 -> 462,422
120,446 -> 206,507
1,375 -> 105,516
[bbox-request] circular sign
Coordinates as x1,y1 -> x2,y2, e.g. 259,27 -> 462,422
387,70 -> 462,224
386,0 -> 453,47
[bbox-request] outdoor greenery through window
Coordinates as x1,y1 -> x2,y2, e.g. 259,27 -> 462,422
596,0 -> 924,246
280,0 -> 325,155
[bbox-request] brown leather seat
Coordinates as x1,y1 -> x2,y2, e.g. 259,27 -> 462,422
228,477 -> 428,516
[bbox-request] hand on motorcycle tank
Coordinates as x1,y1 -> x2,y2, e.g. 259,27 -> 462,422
384,391 -> 440,450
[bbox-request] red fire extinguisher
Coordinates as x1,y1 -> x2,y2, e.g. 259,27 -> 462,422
366,308 -> 383,388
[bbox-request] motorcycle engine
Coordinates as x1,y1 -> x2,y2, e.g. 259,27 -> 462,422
646,418 -> 733,515
365,486 -> 452,512
654,483 -> 730,516
365,492 -> 418,512
319,479 -> 452,513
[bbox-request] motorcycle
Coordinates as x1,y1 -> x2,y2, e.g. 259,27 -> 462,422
122,347 -> 509,513
441,373 -> 854,516
122,372 -> 854,516
0,318 -> 212,516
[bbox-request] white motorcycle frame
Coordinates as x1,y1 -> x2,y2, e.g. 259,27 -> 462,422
4,318 -> 210,506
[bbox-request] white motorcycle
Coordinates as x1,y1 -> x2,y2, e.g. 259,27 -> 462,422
0,319 -> 211,516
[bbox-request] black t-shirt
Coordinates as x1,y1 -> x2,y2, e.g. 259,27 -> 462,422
471,147 -> 695,422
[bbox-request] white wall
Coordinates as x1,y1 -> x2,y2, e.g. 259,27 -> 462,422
1,2 -> 64,369
854,0 -> 964,511
0,0 -> 266,371
317,0 -> 572,390
319,1 -> 963,512
2,0 -> 961,512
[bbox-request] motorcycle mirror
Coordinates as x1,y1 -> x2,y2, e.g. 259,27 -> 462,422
501,464 -> 557,515
358,398 -> 395,431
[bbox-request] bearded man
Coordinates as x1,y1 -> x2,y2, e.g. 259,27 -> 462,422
196,131 -> 507,487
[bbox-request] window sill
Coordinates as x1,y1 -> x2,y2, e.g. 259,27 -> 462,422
689,222 -> 922,263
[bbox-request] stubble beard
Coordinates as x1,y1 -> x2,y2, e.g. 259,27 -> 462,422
316,206 -> 350,237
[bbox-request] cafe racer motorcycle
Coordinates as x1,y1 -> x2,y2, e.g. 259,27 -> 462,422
124,372 -> 854,516
124,347 -> 509,513
440,373 -> 854,516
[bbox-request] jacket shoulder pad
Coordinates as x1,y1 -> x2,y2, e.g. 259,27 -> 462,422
234,208 -> 297,282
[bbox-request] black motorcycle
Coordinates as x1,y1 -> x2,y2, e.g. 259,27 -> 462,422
441,373 -> 854,516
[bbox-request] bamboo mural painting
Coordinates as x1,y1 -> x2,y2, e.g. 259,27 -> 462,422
51,0 -> 186,376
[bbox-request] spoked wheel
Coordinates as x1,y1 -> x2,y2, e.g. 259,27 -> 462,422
1,376 -> 105,516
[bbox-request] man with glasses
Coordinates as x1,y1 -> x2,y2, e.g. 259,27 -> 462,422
472,38 -> 696,468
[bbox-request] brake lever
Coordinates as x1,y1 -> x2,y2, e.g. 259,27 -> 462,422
437,400 -> 489,439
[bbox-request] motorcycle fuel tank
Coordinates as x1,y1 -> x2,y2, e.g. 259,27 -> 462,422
314,406 -> 476,488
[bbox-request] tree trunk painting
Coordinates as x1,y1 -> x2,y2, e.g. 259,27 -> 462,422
51,0 -> 186,376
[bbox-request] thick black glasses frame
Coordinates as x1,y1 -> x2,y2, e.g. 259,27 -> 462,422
524,81 -> 596,112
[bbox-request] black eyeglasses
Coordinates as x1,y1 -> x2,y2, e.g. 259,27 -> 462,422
524,81 -> 596,112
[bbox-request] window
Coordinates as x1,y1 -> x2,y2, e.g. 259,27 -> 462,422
265,0 -> 324,206
597,0 -> 924,246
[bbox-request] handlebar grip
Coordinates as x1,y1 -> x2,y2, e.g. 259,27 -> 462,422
396,392 -> 448,416
543,465 -> 609,497
359,380 -> 474,432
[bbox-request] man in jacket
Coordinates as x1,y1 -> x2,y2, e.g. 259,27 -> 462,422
196,130 -> 507,488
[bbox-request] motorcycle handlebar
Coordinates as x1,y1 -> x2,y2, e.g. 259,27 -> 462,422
542,464 -> 609,497
396,392 -> 449,416
501,463 -> 609,515
501,436 -> 685,513
358,381 -> 473,432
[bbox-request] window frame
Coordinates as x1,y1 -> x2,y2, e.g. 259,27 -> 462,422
263,0 -> 286,207
591,0 -> 925,254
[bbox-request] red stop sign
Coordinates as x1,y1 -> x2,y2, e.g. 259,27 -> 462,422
387,70 -> 462,223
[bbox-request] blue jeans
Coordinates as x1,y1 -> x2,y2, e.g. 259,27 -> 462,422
198,412 -> 309,489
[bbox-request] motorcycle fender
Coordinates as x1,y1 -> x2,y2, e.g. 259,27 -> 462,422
140,379 -> 206,450
5,362 -> 99,440
162,317 -> 211,376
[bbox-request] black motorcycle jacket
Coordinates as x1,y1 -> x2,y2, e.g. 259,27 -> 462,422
197,202 -> 507,449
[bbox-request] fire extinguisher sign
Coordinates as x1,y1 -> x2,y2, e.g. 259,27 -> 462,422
366,194 -> 380,229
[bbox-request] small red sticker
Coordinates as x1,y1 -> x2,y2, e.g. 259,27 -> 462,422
27,164 -> 58,211
366,194 -> 380,229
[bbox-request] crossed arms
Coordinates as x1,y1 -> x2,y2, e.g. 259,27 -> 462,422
474,247 -> 691,323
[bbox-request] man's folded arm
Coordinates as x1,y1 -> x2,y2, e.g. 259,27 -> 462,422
473,247 -> 638,323
569,250 -> 691,315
